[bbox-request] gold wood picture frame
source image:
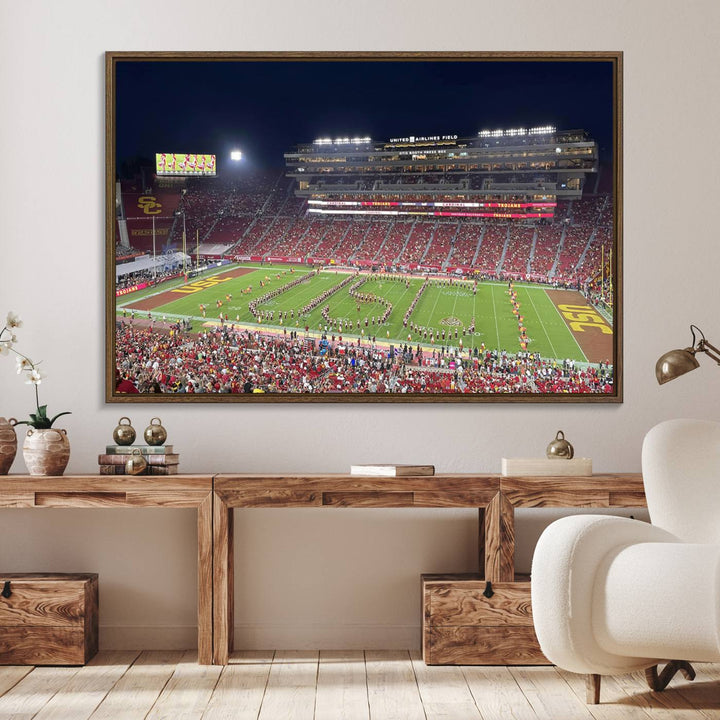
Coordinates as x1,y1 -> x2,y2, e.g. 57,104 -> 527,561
106,51 -> 622,403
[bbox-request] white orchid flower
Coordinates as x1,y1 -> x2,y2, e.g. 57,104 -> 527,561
25,368 -> 46,385
3,310 -> 71,428
6,312 -> 22,329
16,356 -> 33,373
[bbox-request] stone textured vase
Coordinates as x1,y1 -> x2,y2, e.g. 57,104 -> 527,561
0,417 -> 18,475
22,428 -> 70,476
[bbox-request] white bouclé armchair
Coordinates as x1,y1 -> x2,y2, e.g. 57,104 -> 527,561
531,418 -> 720,703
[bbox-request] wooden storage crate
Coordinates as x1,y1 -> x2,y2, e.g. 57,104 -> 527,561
0,573 -> 98,665
422,573 -> 548,665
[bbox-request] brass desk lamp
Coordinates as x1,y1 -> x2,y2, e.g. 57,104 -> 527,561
655,325 -> 720,384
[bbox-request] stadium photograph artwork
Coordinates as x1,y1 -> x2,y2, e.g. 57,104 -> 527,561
106,51 -> 622,402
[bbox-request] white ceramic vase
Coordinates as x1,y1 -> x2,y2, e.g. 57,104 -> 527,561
22,427 -> 70,476
0,417 -> 17,475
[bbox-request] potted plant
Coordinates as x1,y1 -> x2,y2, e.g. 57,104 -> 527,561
1,312 -> 71,475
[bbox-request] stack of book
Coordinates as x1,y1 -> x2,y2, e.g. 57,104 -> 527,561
98,445 -> 180,475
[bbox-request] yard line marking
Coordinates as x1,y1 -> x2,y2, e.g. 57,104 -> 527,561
401,278 -> 434,329
525,288 -> 560,358
449,284 -> 463,321
490,284 -> 501,350
473,290 -> 478,346
426,284 -> 444,331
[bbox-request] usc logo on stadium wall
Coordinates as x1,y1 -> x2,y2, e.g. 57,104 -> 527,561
137,196 -> 162,215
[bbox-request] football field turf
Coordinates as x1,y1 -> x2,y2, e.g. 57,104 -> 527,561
119,263 -> 590,362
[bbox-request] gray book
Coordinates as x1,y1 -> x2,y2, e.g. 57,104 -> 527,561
105,445 -> 174,454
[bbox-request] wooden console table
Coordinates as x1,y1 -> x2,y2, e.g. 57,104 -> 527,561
212,473 -> 645,665
1,473 -> 647,666
0,475 -> 214,665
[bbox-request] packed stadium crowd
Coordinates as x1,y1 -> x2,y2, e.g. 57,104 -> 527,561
122,169 -> 613,295
115,322 -> 613,395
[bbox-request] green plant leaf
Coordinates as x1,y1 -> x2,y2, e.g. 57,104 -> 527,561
48,411 -> 71,427
15,419 -> 50,429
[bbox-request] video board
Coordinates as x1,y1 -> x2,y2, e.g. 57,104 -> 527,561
155,153 -> 216,176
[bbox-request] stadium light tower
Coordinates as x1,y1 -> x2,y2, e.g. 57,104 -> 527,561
152,215 -> 157,280
182,211 -> 187,275
174,208 -> 188,276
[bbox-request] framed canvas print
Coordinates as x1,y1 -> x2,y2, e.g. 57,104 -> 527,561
106,51 -> 622,403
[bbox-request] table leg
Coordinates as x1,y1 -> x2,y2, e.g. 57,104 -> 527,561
213,492 -> 234,665
197,493 -> 213,665
483,492 -> 515,582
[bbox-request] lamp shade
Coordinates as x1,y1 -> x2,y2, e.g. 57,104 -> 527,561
655,348 -> 700,385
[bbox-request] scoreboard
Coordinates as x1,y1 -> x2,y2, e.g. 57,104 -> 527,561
156,153 -> 216,177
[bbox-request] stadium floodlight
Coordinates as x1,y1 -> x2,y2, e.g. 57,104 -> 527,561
230,149 -> 243,161
480,126 -> 557,138
529,125 -> 556,135
655,325 -> 720,384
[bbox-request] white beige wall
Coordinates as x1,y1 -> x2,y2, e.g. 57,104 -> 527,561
1,0 -> 718,649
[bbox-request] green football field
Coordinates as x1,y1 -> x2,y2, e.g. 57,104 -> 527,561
118,263 -> 588,361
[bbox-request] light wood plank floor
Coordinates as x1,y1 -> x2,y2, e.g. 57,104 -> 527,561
0,651 -> 717,720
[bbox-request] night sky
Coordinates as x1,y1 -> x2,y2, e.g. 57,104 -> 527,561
115,58 -> 615,174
